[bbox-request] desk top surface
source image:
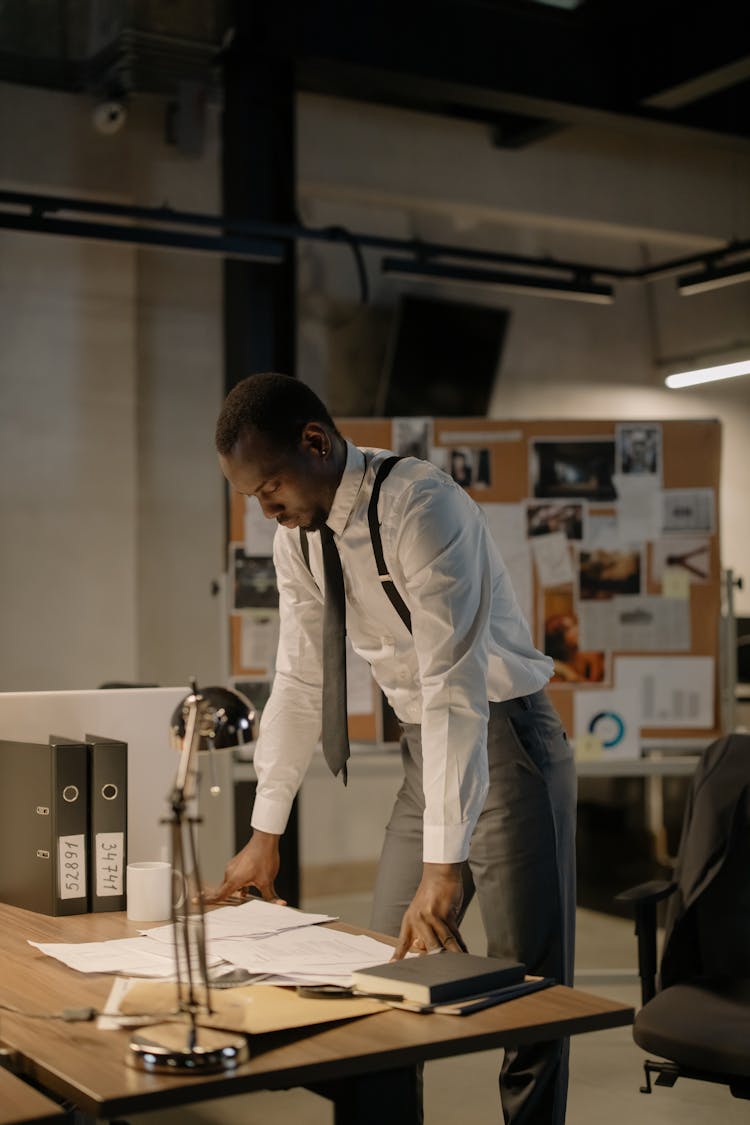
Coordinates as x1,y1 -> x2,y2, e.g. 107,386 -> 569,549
0,903 -> 633,1119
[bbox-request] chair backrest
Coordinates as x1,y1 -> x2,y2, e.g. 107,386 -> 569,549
659,733 -> 750,990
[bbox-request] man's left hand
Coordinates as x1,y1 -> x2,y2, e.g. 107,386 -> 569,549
393,862 -> 468,959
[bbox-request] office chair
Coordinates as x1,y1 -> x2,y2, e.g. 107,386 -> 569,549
615,732 -> 750,1100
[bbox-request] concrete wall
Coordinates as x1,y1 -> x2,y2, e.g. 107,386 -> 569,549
0,83 -> 224,691
1,81 -> 749,871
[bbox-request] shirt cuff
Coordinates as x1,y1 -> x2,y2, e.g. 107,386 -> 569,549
422,821 -> 473,864
250,793 -> 293,836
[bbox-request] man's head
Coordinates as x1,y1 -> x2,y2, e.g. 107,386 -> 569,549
215,373 -> 345,533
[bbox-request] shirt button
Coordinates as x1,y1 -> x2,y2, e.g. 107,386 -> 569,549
398,666 -> 410,682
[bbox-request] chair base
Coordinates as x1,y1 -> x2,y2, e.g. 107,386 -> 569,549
641,1059 -> 750,1100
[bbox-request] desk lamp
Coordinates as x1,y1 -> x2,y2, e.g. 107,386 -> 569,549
128,680 -> 256,1074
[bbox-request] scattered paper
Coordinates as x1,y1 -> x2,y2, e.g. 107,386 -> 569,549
140,900 -> 336,944
28,936 -> 223,978
208,927 -> 397,986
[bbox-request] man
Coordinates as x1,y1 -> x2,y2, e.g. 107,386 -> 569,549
210,372 -> 576,1125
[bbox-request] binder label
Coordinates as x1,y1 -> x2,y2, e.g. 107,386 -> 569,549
96,831 -> 124,896
58,835 -> 87,900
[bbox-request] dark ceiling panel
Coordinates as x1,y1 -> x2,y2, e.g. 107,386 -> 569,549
0,0 -> 748,142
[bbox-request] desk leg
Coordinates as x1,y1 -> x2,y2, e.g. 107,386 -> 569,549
310,1065 -> 421,1125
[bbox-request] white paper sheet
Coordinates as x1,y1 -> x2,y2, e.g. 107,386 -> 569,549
573,688 -> 641,759
584,512 -> 619,549
578,596 -> 691,652
614,655 -> 715,728
28,936 -> 224,977
504,544 -> 533,629
243,499 -> 277,556
481,503 -> 527,555
209,927 -> 396,985
346,639 -> 374,715
660,489 -> 716,535
240,611 -> 280,673
140,900 -> 336,944
612,474 -> 662,543
481,503 -> 533,623
530,532 -> 574,587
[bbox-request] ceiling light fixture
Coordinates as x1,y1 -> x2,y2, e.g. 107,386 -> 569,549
381,256 -> 615,304
664,358 -> 750,389
677,260 -> 750,296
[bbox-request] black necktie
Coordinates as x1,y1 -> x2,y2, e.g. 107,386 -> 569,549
320,524 -> 350,784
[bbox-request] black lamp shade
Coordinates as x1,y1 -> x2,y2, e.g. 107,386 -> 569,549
170,686 -> 256,752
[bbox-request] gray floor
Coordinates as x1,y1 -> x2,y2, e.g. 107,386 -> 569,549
137,893 -> 748,1125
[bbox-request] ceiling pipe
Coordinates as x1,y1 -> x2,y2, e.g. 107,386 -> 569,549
1,186 -> 747,295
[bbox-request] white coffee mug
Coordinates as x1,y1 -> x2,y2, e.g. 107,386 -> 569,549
126,861 -> 184,922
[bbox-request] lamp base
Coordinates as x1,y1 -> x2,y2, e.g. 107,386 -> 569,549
127,1022 -> 249,1074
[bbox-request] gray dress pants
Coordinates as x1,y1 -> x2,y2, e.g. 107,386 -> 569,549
371,690 -> 577,1125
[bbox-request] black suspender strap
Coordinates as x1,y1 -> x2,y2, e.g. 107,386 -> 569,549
368,456 -> 412,634
298,455 -> 412,635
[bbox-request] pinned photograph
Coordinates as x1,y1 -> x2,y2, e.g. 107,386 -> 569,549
392,416 -> 433,460
530,438 -> 616,501
577,546 -> 642,601
431,446 -> 492,490
615,423 -> 662,479
542,586 -> 607,686
651,537 -> 711,585
231,547 -> 279,610
526,501 -> 585,541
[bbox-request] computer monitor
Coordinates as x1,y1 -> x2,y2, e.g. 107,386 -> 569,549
376,294 -> 509,417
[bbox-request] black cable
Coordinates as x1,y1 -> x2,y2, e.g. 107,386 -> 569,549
322,225 -> 370,304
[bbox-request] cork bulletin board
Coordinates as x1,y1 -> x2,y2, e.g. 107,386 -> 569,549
228,416 -> 722,753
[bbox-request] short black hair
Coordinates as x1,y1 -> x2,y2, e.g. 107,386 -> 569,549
215,373 -> 339,456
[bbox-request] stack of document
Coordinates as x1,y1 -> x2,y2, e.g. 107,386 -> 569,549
29,899 -> 397,987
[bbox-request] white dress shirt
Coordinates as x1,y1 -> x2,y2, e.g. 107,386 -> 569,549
250,442 -> 553,863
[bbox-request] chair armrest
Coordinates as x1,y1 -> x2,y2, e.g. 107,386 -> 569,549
614,880 -> 677,1007
615,879 -> 677,906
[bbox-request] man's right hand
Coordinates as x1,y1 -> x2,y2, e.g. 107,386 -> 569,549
202,829 -> 285,905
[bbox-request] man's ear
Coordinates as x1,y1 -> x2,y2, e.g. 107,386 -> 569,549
300,422 -> 330,458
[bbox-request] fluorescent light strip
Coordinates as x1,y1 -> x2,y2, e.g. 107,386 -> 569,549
382,257 -> 614,304
665,359 -> 750,389
678,262 -> 750,296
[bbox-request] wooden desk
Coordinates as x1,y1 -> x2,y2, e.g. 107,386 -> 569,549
0,1069 -> 63,1125
0,904 -> 633,1124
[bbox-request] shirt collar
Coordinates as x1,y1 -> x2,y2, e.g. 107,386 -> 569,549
326,441 -> 365,537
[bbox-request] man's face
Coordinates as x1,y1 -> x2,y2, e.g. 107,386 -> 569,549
219,424 -> 335,533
